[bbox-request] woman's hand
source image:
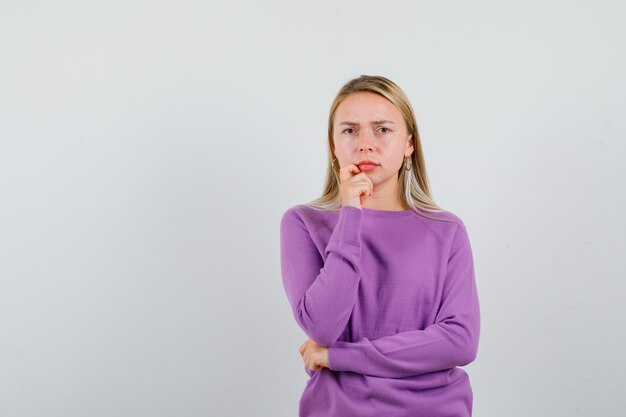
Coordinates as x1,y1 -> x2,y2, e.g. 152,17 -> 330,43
338,163 -> 374,209
299,338 -> 329,371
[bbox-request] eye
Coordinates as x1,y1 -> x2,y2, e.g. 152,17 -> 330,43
343,128 -> 355,134
379,127 -> 390,133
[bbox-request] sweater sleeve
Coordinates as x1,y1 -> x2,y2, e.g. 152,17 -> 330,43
327,222 -> 480,378
280,205 -> 363,346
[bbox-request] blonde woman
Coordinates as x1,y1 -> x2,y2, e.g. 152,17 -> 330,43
280,75 -> 481,417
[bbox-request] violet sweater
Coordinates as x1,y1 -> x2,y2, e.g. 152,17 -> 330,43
280,204 -> 480,417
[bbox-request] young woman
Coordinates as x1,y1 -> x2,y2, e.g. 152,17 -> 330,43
280,75 -> 481,417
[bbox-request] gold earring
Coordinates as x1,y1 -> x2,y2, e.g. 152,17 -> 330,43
404,156 -> 411,171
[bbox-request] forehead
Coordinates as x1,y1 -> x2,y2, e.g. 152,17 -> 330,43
334,92 -> 401,123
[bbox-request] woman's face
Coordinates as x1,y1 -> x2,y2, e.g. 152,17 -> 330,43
332,92 -> 413,185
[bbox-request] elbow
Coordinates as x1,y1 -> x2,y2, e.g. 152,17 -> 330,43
453,310 -> 480,366
446,319 -> 479,366
298,322 -> 341,347
459,342 -> 478,365
308,330 -> 340,347
294,301 -> 342,347
458,327 -> 480,365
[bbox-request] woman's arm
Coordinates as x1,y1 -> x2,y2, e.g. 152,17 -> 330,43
327,222 -> 480,378
280,205 -> 363,346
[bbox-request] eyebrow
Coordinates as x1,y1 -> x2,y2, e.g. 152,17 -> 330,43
338,119 -> 395,126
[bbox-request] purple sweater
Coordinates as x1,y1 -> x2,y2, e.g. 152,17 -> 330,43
280,204 -> 480,417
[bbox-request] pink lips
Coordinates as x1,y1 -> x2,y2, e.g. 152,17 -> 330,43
358,164 -> 378,172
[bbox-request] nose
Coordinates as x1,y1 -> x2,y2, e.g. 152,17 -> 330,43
357,131 -> 374,152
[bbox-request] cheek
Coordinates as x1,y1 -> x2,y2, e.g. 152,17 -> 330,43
382,152 -> 405,170
333,143 -> 350,157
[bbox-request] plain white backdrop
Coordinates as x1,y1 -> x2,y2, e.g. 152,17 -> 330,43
1,1 -> 625,416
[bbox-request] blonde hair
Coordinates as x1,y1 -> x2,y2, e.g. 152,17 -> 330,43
304,74 -> 454,223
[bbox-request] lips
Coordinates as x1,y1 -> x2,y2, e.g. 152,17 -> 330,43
357,160 -> 380,171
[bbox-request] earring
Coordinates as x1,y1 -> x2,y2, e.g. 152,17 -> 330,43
404,156 -> 411,171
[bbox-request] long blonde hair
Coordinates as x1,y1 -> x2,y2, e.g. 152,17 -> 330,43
304,74 -> 454,223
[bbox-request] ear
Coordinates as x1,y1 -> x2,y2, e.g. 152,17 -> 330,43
406,135 -> 414,156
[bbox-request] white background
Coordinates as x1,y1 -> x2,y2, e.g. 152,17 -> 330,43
1,1 -> 625,416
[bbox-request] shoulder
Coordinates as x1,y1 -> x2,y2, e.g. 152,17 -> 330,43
281,203 -> 331,222
413,208 -> 470,248
280,204 -> 336,232
415,207 -> 464,224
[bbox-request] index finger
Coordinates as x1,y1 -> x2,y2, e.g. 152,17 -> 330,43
339,164 -> 362,182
